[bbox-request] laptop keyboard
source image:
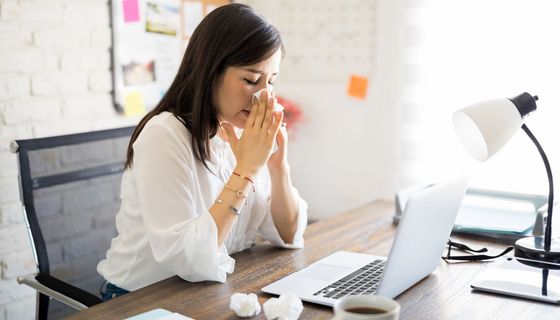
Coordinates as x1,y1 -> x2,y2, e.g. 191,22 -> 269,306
312,259 -> 385,299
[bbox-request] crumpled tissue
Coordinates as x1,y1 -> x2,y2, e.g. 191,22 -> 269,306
229,293 -> 261,317
263,293 -> 303,320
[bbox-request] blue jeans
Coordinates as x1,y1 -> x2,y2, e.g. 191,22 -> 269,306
101,282 -> 129,301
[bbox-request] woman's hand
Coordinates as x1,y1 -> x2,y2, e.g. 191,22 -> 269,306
221,90 -> 283,178
267,110 -> 289,175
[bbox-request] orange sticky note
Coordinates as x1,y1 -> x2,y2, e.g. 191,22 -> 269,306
347,75 -> 369,99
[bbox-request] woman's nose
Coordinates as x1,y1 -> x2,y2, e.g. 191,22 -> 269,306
257,80 -> 273,91
255,82 -> 269,92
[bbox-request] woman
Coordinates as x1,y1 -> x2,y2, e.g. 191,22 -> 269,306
97,3 -> 307,300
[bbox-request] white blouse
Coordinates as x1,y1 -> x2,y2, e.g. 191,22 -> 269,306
97,112 -> 308,291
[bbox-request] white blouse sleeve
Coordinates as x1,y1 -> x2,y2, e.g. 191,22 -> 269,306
258,187 -> 308,249
133,124 -> 234,283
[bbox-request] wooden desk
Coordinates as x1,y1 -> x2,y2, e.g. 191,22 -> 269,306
66,200 -> 559,319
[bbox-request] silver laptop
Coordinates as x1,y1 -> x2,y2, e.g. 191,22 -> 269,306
262,176 -> 468,306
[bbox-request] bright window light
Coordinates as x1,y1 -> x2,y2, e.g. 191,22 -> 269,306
401,0 -> 560,197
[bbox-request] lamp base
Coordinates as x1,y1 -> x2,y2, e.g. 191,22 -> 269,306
514,237 -> 560,264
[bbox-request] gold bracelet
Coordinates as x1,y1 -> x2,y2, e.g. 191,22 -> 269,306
224,183 -> 248,204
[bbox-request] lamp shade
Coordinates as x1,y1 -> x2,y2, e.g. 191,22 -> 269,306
452,93 -> 560,263
452,98 -> 522,162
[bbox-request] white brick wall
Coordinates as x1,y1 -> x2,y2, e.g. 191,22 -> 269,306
2,97 -> 64,124
0,48 -> 45,73
0,177 -> 19,204
0,225 -> 28,256
0,74 -> 30,100
0,1 -> 140,319
0,202 -> 23,225
4,298 -> 35,320
31,72 -> 89,96
1,249 -> 35,279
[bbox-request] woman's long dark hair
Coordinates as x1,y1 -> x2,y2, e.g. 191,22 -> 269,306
125,3 -> 283,169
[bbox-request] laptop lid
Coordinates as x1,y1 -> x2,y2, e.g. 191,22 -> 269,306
376,176 -> 469,298
261,176 -> 468,305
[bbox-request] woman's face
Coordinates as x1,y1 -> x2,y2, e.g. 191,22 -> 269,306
214,49 -> 281,128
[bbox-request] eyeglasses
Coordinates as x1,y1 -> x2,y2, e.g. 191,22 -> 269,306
442,239 -> 513,262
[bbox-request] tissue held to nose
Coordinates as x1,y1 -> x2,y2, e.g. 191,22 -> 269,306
252,88 -> 284,112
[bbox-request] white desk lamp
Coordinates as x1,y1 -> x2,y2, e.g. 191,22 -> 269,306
453,92 -> 559,263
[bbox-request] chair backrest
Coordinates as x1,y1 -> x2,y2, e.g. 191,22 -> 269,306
12,126 -> 134,319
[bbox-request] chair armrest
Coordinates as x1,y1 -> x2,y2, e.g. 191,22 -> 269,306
17,273 -> 103,310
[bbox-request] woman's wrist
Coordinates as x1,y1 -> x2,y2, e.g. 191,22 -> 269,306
233,165 -> 258,181
269,161 -> 290,178
268,163 -> 290,180
227,173 -> 252,192
230,170 -> 255,193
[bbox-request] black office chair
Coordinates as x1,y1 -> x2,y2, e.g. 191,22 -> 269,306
10,126 -> 135,320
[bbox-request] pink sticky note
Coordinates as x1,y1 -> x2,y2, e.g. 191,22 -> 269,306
122,0 -> 140,23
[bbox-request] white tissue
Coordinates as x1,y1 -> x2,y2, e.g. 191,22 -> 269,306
229,293 -> 261,317
253,88 -> 284,112
263,294 -> 303,320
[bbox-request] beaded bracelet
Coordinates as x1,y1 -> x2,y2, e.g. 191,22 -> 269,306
233,171 -> 254,184
232,171 -> 255,192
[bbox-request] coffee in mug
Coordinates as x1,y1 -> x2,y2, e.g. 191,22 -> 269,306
332,295 -> 400,320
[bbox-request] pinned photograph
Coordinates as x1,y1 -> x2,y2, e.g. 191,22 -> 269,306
146,1 -> 180,36
122,59 -> 156,86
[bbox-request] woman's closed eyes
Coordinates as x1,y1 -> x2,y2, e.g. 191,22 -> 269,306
244,78 -> 275,86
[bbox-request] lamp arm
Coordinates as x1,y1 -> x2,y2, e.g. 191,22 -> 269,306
521,124 -> 554,251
